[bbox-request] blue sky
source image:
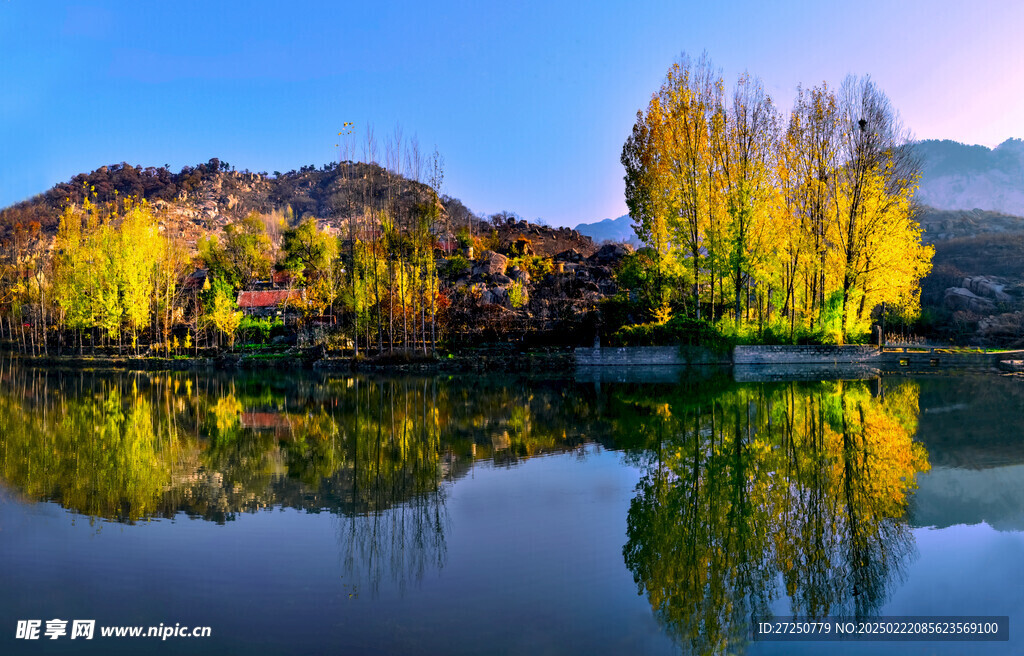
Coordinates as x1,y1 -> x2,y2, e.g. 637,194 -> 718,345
2,1 -> 1023,226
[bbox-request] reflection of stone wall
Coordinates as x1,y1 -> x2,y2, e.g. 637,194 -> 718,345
733,345 -> 882,364
733,364 -> 881,382
575,346 -> 729,366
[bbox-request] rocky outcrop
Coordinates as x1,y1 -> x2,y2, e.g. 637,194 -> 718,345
472,250 -> 508,276
941,275 -> 1019,316
443,218 -> 632,340
961,276 -> 1014,303
978,312 -> 1024,339
943,287 -> 996,313
493,217 -> 597,258
589,242 -> 634,265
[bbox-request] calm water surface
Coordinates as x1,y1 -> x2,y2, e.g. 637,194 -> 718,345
0,361 -> 1022,655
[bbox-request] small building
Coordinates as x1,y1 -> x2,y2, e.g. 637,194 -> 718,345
435,236 -> 459,255
272,270 -> 294,288
237,289 -> 305,319
183,268 -> 209,292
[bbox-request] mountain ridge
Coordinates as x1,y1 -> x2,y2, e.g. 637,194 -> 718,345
913,138 -> 1024,215
573,214 -> 638,245
0,158 -> 469,241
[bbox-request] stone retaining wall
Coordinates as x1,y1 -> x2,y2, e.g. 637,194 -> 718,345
733,345 -> 881,365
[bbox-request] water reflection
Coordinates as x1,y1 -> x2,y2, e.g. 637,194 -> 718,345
0,364 -> 614,595
0,365 -> 607,524
617,379 -> 930,654
0,360 -> 941,652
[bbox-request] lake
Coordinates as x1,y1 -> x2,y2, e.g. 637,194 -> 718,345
0,360 -> 1022,655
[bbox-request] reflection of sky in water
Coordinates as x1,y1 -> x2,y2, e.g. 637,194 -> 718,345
756,524 -> 1024,655
1,449 -> 681,656
912,465 -> 1024,531
3,370 -> 1024,655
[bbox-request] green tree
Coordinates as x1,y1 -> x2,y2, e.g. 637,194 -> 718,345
199,212 -> 273,289
281,218 -> 337,281
205,277 -> 242,348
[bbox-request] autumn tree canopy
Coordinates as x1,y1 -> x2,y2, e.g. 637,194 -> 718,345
623,53 -> 933,343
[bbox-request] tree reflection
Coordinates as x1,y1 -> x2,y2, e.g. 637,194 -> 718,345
620,380 -> 929,655
0,364 -> 603,590
0,360 -> 930,619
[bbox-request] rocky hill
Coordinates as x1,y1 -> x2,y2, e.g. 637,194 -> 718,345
917,206 -> 1024,242
0,158 -> 446,241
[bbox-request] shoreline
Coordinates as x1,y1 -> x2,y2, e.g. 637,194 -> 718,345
6,343 -> 1023,376
6,347 -> 579,374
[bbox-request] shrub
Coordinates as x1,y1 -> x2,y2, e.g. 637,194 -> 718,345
609,315 -> 732,353
507,255 -> 552,278
238,316 -> 283,344
441,254 -> 471,277
509,281 -> 527,308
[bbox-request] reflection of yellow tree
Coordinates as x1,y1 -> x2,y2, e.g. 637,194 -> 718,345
0,369 -> 610,525
622,379 -> 929,655
0,384 -> 196,522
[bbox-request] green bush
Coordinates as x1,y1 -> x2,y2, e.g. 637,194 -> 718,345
509,280 -> 527,308
238,316 -> 283,344
507,255 -> 552,278
610,315 -> 732,353
441,254 -> 471,277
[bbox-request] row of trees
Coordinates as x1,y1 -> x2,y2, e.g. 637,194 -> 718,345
0,132 -> 452,355
622,53 -> 933,343
334,125 -> 449,355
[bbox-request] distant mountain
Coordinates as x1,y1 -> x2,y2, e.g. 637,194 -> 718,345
914,138 -> 1024,215
574,214 -> 639,245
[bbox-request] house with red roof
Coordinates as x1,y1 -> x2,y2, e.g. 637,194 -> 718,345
237,288 -> 305,319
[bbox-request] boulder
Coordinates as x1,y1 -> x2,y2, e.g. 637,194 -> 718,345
962,276 -> 1013,303
472,250 -> 508,276
508,266 -> 530,284
944,287 -> 996,314
554,248 -> 584,263
491,273 -> 512,286
979,312 -> 1024,337
590,243 -> 633,265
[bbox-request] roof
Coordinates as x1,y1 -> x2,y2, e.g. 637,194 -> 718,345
237,289 -> 304,309
241,411 -> 292,431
